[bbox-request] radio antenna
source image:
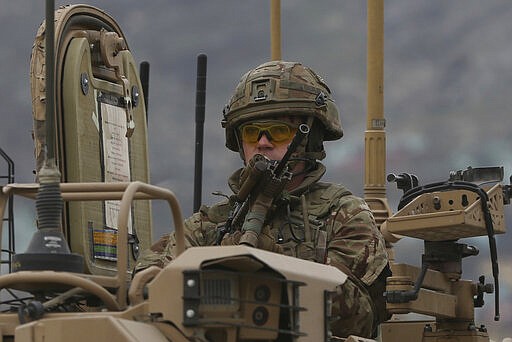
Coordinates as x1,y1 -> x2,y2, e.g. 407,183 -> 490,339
12,0 -> 83,273
193,54 -> 207,213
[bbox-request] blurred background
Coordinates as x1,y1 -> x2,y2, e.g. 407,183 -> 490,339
0,1 -> 511,339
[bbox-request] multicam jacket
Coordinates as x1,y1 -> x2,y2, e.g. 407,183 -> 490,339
135,163 -> 389,338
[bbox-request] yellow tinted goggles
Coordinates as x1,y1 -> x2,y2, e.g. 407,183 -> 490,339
240,122 -> 297,144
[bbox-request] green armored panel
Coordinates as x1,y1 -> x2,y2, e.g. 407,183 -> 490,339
25,5 -> 154,276
61,37 -> 151,276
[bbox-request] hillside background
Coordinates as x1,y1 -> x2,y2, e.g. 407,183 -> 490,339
0,1 -> 511,339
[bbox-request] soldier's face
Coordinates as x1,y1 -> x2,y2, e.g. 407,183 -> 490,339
240,116 -> 300,162
242,129 -> 290,162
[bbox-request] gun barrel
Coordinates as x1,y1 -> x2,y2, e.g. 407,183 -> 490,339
273,124 -> 309,176
237,155 -> 268,201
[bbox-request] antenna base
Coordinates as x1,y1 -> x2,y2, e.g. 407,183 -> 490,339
12,230 -> 84,273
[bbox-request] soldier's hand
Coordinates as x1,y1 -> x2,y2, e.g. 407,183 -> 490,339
220,230 -> 243,246
221,227 -> 282,254
257,225 -> 283,254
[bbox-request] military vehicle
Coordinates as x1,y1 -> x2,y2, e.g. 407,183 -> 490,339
0,1 -> 510,341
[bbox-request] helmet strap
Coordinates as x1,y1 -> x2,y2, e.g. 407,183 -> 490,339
233,129 -> 247,162
304,118 -> 326,160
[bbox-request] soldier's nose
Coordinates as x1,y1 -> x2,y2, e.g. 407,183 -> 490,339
257,133 -> 273,147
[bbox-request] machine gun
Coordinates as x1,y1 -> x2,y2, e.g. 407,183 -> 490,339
216,123 -> 310,246
381,166 -> 511,342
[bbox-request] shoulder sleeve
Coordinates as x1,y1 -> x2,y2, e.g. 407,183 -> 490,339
181,211 -> 219,247
326,195 -> 388,286
134,208 -> 221,273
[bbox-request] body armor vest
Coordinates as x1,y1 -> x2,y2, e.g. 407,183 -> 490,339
206,181 -> 352,262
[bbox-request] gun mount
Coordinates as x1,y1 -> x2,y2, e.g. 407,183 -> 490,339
380,166 -> 510,341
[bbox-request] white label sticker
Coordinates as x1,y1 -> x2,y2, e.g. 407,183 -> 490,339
101,102 -> 132,234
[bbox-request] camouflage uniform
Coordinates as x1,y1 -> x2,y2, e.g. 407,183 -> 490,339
136,162 -> 389,337
136,60 -> 390,337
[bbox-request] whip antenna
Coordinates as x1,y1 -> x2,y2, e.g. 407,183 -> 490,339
193,54 -> 207,213
12,0 -> 83,273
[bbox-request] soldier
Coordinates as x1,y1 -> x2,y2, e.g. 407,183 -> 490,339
136,60 -> 390,338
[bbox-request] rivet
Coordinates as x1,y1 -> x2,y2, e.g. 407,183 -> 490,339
131,85 -> 140,107
80,73 -> 89,95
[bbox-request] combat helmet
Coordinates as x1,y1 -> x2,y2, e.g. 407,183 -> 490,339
222,60 -> 343,159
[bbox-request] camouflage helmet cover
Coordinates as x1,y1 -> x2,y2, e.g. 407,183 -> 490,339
222,61 -> 343,152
